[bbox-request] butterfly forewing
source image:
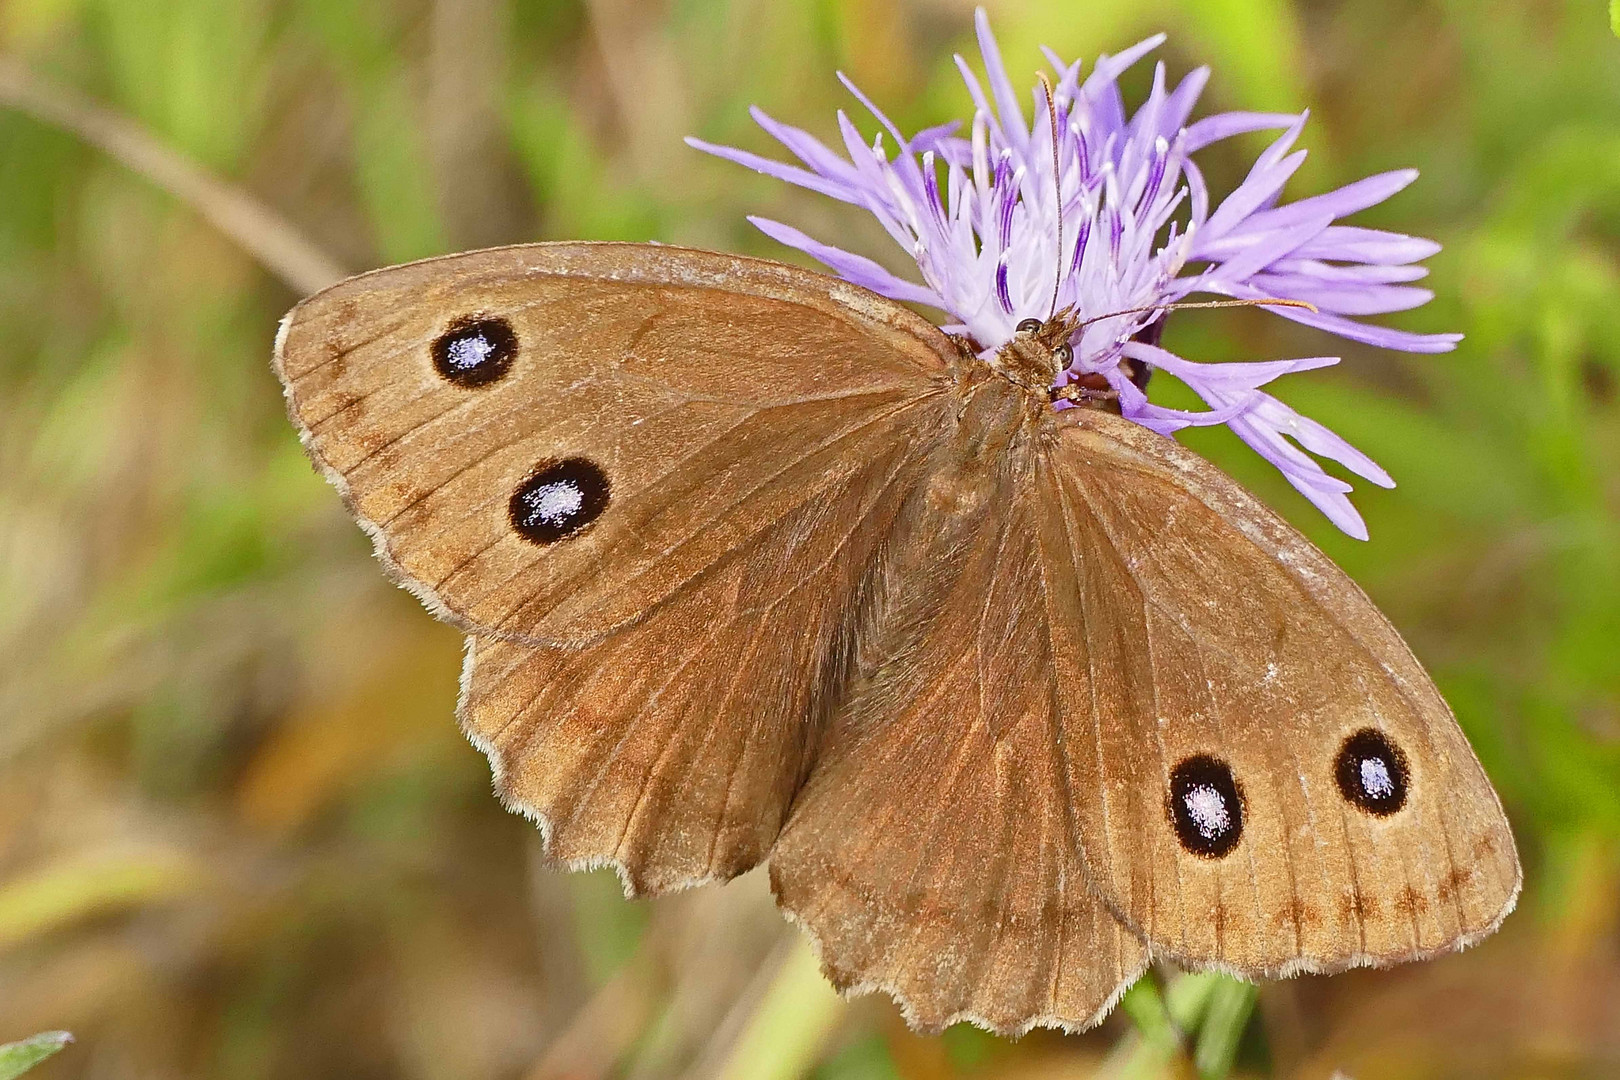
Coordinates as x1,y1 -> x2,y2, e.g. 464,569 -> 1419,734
274,242 -> 951,645
456,405 -> 943,893
1037,410 -> 1520,976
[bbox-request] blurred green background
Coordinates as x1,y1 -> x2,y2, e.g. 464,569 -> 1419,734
0,0 -> 1617,1077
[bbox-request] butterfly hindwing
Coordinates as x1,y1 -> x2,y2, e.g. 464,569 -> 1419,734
769,378 -> 1148,1035
274,242 -> 951,646
1036,409 -> 1520,976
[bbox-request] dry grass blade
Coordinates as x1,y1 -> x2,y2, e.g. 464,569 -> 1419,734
525,939 -> 664,1080
0,55 -> 348,295
678,929 -> 847,1080
582,0 -> 693,186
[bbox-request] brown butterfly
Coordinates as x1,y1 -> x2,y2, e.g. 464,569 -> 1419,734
273,241 -> 1519,1035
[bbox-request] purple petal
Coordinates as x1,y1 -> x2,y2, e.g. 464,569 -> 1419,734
1200,121 -> 1309,241
1236,169 -> 1418,235
953,55 -> 998,138
975,8 -> 1028,146
1199,213 -> 1335,286
1267,259 -> 1429,284
1070,215 -> 1092,273
1183,156 -> 1210,224
920,153 -> 949,233
1111,368 -> 1252,429
1138,137 -> 1171,213
1039,47 -> 1085,96
747,217 -> 943,307
1078,38 -> 1164,140
837,71 -> 909,150
1242,419 -> 1355,493
909,120 -> 964,154
835,110 -> 883,178
684,136 -> 858,202
1187,278 -> 1463,352
1126,342 -> 1340,389
1126,395 -> 1255,426
930,136 -> 974,170
1184,110 -> 1299,152
1253,397 -> 1395,487
1293,226 -> 1442,264
1234,411 -> 1371,539
1161,66 -> 1212,138
1119,411 -> 1188,436
1091,34 -> 1167,84
1125,63 -> 1169,161
1249,272 -> 1435,315
747,108 -> 862,182
1261,295 -> 1463,351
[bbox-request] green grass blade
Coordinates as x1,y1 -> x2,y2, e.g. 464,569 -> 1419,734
713,937 -> 846,1080
1119,975 -> 1180,1051
1193,977 -> 1257,1080
0,1032 -> 73,1080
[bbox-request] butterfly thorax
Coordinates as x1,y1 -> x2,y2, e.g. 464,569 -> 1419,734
944,357 -> 1056,473
990,334 -> 1061,393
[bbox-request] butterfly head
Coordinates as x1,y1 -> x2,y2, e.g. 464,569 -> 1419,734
994,311 -> 1084,400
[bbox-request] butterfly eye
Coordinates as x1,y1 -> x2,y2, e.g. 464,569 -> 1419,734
1016,318 -> 1043,334
433,315 -> 518,388
1335,728 -> 1409,816
509,457 -> 611,544
1168,755 -> 1244,858
1053,342 -> 1073,367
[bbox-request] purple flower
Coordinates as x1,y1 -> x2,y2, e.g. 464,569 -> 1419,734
687,8 -> 1460,539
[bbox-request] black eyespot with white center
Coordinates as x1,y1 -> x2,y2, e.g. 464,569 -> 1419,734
509,458 -> 610,544
1335,728 -> 1408,816
1168,755 -> 1244,858
433,316 -> 517,387
1016,318 -> 1043,334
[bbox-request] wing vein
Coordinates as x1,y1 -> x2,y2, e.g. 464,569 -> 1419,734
1052,471 -> 1124,936
1065,469 -> 1189,954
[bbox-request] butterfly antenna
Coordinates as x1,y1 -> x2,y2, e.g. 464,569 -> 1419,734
1039,73 -> 1063,320
1076,297 -> 1319,331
